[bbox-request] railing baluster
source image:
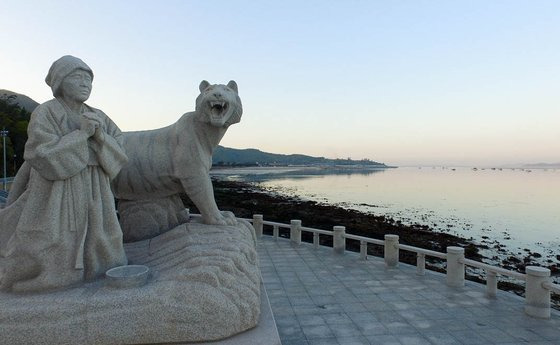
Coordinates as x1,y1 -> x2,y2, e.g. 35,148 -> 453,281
384,235 -> 399,268
360,240 -> 367,260
333,226 -> 346,254
313,232 -> 319,248
273,225 -> 279,239
446,247 -> 465,287
486,271 -> 497,298
525,266 -> 551,319
416,253 -> 425,275
252,214 -> 263,238
290,220 -> 302,245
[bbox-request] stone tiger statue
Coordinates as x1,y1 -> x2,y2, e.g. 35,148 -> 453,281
112,80 -> 242,242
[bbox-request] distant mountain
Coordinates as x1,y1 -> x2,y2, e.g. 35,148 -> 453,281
0,90 -> 39,113
522,162 -> 560,169
212,146 -> 390,167
2,90 -> 391,168
498,162 -> 560,169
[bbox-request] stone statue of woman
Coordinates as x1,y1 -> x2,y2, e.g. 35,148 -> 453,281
0,55 -> 128,292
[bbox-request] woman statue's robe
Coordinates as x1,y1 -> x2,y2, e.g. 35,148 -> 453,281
0,99 -> 128,292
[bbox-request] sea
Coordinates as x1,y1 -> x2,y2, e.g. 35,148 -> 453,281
212,166 -> 560,270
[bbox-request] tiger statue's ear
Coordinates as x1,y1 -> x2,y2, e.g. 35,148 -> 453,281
227,80 -> 238,94
199,80 -> 211,93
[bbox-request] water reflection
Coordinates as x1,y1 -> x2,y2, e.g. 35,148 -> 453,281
211,166 -> 388,182
213,166 -> 560,263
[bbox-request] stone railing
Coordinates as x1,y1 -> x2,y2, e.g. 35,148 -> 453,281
248,214 -> 559,319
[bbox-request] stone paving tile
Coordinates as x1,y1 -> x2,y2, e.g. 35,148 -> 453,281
257,237 -> 560,345
477,328 -> 519,343
335,335 -> 371,345
301,324 -> 335,339
382,321 -> 423,335
395,333 -> 432,345
274,315 -> 300,329
278,324 -> 305,339
501,326 -> 547,342
296,314 -> 327,326
346,311 -> 376,322
281,339 -> 310,345
353,319 -> 388,336
308,338 -> 339,345
366,334 -> 402,345
329,322 -> 362,338
311,294 -> 336,305
449,329 -> 494,344
362,301 -> 394,312
534,325 -> 560,341
341,302 -> 369,313
418,307 -> 453,320
322,312 -> 354,325
422,331 -> 463,345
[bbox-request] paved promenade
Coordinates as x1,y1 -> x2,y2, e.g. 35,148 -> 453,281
257,236 -> 560,345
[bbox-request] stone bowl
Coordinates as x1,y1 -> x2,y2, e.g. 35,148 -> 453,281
105,265 -> 149,288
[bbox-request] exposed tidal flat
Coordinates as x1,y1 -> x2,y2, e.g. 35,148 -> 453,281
206,166 -> 559,293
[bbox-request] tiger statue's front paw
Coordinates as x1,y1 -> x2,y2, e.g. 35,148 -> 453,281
202,211 -> 237,226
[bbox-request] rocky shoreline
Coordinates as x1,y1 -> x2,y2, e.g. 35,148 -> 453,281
182,178 -> 558,308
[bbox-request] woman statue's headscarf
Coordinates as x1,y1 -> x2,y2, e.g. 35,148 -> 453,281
45,55 -> 94,97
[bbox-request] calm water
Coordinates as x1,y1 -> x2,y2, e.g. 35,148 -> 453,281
213,166 -> 560,263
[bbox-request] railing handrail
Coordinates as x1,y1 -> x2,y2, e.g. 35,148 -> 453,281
398,243 -> 447,259
343,233 -> 384,246
301,226 -> 333,236
543,281 -> 560,294
461,258 -> 527,280
262,220 -> 291,228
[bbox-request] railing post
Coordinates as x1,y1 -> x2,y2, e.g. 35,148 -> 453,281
416,253 -> 425,275
273,225 -> 279,239
333,226 -> 346,254
446,247 -> 465,287
486,271 -> 497,298
253,214 -> 263,238
525,266 -> 551,319
384,235 -> 399,268
290,220 -> 302,245
313,232 -> 319,248
360,240 -> 367,260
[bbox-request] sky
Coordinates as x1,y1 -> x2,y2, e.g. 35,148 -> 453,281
1,0 -> 559,166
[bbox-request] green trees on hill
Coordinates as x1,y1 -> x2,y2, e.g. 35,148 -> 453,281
0,94 -> 30,175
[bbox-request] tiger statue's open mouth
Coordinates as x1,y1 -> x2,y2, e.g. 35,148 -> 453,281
196,80 -> 241,128
210,101 -> 228,120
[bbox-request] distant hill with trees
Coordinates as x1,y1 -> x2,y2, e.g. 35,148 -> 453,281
212,146 -> 390,167
0,90 -> 35,173
0,90 -> 39,113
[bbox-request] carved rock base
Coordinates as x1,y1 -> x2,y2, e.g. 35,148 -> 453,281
118,194 -> 190,242
0,219 -> 260,344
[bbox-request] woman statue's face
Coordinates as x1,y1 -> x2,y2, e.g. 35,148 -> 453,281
60,69 -> 92,103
